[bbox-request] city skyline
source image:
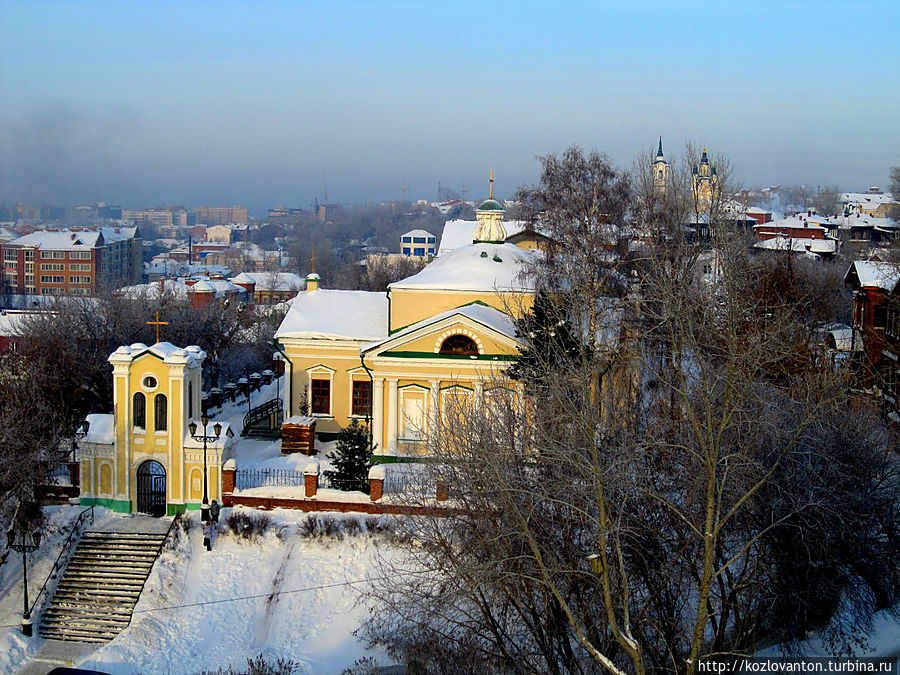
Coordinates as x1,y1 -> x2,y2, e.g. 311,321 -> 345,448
1,1 -> 897,213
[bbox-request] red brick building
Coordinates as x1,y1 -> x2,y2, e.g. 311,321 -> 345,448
844,260 -> 900,418
1,227 -> 142,297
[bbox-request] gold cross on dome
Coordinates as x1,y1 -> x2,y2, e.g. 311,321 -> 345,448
311,250 -> 316,274
147,311 -> 168,344
489,169 -> 494,200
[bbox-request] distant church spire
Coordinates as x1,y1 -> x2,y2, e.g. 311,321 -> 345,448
656,136 -> 664,158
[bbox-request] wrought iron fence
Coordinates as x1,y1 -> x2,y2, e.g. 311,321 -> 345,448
235,468 -> 306,490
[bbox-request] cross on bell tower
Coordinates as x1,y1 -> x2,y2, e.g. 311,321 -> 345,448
147,311 -> 169,344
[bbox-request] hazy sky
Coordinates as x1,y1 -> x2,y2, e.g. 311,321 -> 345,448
1,1 -> 897,214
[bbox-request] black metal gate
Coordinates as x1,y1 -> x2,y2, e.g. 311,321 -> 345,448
136,460 -> 166,517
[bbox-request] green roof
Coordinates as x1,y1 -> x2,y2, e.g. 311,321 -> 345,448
477,199 -> 504,211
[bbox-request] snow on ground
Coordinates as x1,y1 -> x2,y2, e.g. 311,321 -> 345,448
0,505 -> 146,675
75,507 -> 397,675
2,506 -> 400,674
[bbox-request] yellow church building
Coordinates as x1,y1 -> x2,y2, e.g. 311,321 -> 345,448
274,190 -> 535,458
78,342 -> 237,515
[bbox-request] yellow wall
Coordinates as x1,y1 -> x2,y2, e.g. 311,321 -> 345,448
389,289 -> 531,332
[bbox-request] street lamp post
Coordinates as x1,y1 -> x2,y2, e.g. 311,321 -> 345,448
7,525 -> 42,636
71,419 -> 90,488
188,414 -> 222,523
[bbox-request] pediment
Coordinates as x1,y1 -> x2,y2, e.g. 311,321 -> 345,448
362,304 -> 521,360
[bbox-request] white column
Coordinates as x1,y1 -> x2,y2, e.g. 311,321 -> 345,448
474,380 -> 484,414
386,378 -> 398,453
428,380 -> 440,450
372,377 -> 384,455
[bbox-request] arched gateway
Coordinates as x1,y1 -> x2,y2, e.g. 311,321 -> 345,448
136,460 -> 166,517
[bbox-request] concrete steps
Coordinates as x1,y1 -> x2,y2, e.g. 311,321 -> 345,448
38,530 -> 168,643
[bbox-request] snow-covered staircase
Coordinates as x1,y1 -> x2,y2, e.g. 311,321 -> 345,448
38,530 -> 169,643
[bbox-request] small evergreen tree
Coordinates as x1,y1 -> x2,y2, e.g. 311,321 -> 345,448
325,420 -> 372,493
507,288 -> 584,385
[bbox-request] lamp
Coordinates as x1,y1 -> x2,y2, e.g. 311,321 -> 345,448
189,414 -> 222,522
8,523 -> 43,636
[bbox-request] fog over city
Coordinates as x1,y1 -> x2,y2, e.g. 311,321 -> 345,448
1,1 -> 897,212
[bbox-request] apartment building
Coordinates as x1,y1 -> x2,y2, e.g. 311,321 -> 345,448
1,227 -> 142,297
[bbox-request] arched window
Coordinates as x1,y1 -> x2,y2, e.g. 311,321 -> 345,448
658,169 -> 664,180
133,392 -> 146,429
439,334 -> 479,356
187,381 -> 194,419
154,394 -> 167,431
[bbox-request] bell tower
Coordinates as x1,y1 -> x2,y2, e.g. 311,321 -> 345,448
652,137 -> 669,197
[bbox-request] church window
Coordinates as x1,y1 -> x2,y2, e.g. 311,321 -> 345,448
311,379 -> 331,415
352,380 -> 372,417
439,334 -> 479,356
658,170 -> 663,180
143,375 -> 157,390
133,392 -> 146,429
414,248 -> 425,256
154,394 -> 167,431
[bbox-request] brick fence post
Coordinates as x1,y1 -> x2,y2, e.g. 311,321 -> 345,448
304,462 -> 319,498
369,465 -> 385,502
222,459 -> 236,494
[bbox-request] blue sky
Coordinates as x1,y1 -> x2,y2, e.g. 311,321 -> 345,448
1,1 -> 897,212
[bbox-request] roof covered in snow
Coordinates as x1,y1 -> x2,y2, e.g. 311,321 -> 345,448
845,260 -> 900,292
108,341 -> 207,366
390,242 -> 533,293
83,413 -> 115,445
754,237 -> 837,254
275,289 -> 389,341
755,215 -> 831,231
438,219 -> 534,256
237,271 -> 304,292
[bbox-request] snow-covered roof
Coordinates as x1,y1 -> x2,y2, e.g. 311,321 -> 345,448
0,309 -> 32,336
275,289 -> 389,341
237,271 -> 304,292
437,219 -> 532,256
5,226 -> 138,250
754,237 -> 837,255
83,413 -> 115,445
390,242 -> 533,293
755,215 -> 830,231
191,279 -> 216,292
8,229 -> 102,250
108,341 -> 207,366
401,229 -> 435,239
362,302 -> 518,354
846,260 -> 900,292
841,192 -> 896,206
834,214 -> 898,231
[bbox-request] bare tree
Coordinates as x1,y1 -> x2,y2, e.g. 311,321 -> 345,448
358,147 -> 900,675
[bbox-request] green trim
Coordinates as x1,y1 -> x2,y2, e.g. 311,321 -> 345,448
370,455 -> 436,464
168,503 -> 189,516
81,497 -> 132,513
317,431 -> 340,442
382,351 -> 517,361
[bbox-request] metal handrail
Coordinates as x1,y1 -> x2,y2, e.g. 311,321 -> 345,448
29,505 -> 94,619
242,397 -> 283,433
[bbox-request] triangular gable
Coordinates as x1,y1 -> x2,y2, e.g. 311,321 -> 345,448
362,304 -> 522,360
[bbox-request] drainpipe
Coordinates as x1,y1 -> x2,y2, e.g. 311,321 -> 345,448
272,338 -> 293,418
360,351 -> 375,454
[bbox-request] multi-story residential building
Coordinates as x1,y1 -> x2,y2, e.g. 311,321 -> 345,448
1,227 -> 142,297
193,205 -> 248,226
123,207 -> 188,230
